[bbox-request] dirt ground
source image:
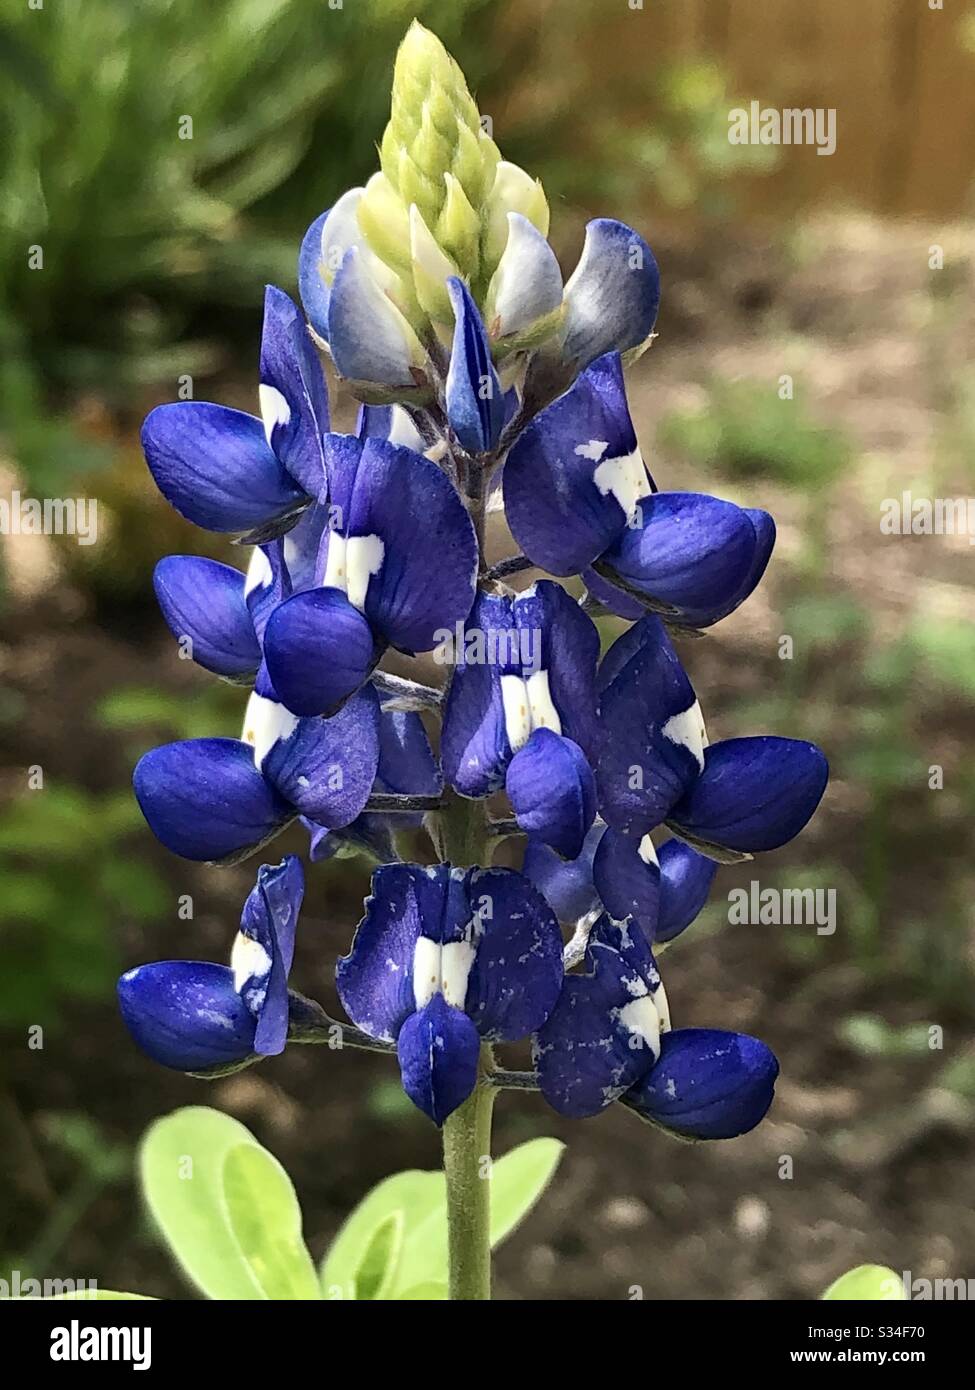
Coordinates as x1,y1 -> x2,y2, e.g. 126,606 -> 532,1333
2,215 -> 974,1299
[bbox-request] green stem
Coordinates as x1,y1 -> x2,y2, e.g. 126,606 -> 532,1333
437,445 -> 497,1299
442,1054 -> 496,1300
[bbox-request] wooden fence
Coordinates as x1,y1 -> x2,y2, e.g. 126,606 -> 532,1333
497,0 -> 975,220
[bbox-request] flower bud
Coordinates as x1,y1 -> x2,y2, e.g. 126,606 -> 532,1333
409,204 -> 459,323
436,172 -> 481,279
481,161 -> 550,279
379,21 -> 492,230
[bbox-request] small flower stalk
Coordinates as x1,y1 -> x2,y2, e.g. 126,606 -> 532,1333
121,24 -> 828,1301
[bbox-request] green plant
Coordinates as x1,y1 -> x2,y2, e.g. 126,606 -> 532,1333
0,0 -> 497,497
49,1106 -> 563,1300
659,378 -> 851,491
0,786 -> 167,1027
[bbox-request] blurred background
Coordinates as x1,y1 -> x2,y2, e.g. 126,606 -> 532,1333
2,0 -> 974,1300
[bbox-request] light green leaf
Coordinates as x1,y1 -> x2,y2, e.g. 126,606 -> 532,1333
822,1265 -> 907,1301
398,1282 -> 448,1300
140,1105 -> 319,1300
392,1137 -> 565,1296
320,1169 -> 443,1300
350,1211 -> 405,1301
487,1137 -> 565,1246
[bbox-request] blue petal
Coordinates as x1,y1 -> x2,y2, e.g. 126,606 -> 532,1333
507,729 -> 596,859
336,862 -> 443,1041
396,995 -> 480,1125
516,581 -> 601,758
245,540 -> 292,643
262,685 -> 381,828
264,587 -> 378,715
463,867 -> 564,1041
327,435 -> 478,653
522,822 -> 603,924
324,709 -> 441,851
259,285 -> 329,497
117,961 -> 256,1074
534,937 -> 660,1117
298,210 -> 331,341
623,1028 -> 779,1139
440,591 -> 512,797
304,813 -> 397,865
327,247 -> 423,388
562,219 -> 660,368
239,855 -> 304,1056
589,913 -> 659,983
592,827 -> 660,929
356,402 -> 426,452
141,403 -> 305,534
582,564 -> 655,621
133,739 -> 292,864
596,617 -> 702,837
444,277 -> 505,455
153,556 -> 260,681
669,737 -> 829,854
656,838 -> 717,943
605,494 -> 775,628
377,708 -> 442,798
503,352 -> 646,575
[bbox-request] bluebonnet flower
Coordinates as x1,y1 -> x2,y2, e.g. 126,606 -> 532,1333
503,353 -> 775,629
596,616 -> 828,858
297,22 -> 659,408
440,580 -> 600,857
117,856 -> 318,1076
141,287 -> 325,538
122,22 -> 829,1165
524,823 -> 717,946
304,705 -> 442,865
133,683 -> 381,864
337,863 -> 563,1124
534,914 -> 778,1139
262,413 -> 478,716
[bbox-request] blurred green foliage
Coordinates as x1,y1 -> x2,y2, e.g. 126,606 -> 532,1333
0,786 -> 166,1027
0,0 -> 499,493
0,0 -> 765,507
736,588 -> 975,1009
659,378 -> 851,490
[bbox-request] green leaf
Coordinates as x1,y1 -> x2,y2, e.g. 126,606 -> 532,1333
397,1282 -> 448,1300
320,1169 -> 443,1300
487,1137 -> 565,1247
821,1266 -> 907,1301
140,1106 -> 319,1300
350,1211 -> 405,1301
391,1137 -> 564,1296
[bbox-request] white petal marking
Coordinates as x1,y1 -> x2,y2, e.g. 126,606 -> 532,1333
592,446 -> 652,526
618,994 -> 662,1058
322,533 -> 384,611
242,691 -> 299,769
231,933 -> 272,993
258,384 -> 291,449
412,936 -> 477,1011
661,699 -> 708,772
244,545 -> 273,597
